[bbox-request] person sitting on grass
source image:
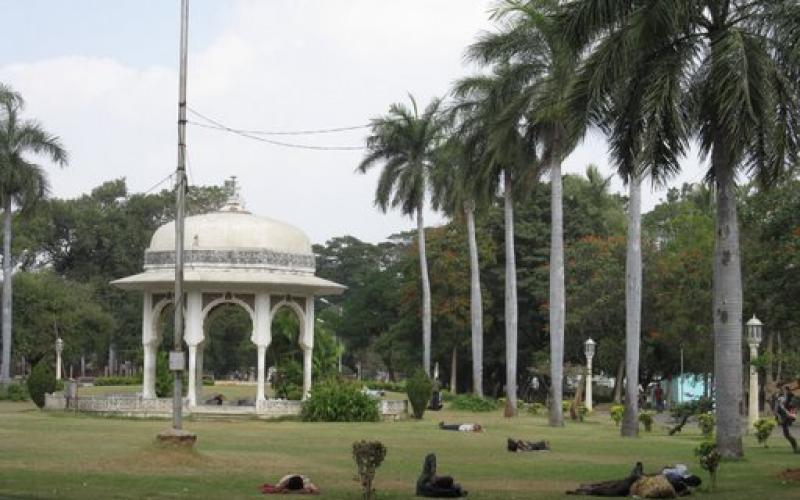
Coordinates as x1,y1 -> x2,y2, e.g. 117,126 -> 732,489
438,422 -> 482,432
416,453 -> 467,497
260,474 -> 320,495
507,438 -> 550,452
566,462 -> 643,496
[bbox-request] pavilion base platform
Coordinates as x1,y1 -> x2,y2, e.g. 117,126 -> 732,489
156,427 -> 197,447
44,393 -> 408,421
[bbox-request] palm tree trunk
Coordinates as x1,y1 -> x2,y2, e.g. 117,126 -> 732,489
1,198 -> 12,384
450,346 -> 457,395
713,156 -> 744,458
613,360 -> 625,404
504,170 -> 518,415
464,200 -> 484,397
549,159 -> 565,426
622,175 -> 642,437
417,205 -> 432,376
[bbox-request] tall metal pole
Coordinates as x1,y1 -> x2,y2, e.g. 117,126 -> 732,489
171,0 -> 189,432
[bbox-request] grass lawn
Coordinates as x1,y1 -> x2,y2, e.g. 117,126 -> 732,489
1,401 -> 798,499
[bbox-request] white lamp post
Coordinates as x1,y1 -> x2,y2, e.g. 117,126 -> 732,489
746,315 -> 763,431
55,338 -> 64,381
584,338 -> 596,412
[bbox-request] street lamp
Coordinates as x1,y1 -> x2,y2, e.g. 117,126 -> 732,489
746,315 -> 763,431
584,338 -> 596,412
55,338 -> 64,381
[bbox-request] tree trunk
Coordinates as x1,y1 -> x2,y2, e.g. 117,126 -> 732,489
622,175 -> 642,437
417,205 -> 432,376
549,160 -> 565,426
504,170 -> 518,415
450,346 -> 457,396
1,198 -> 12,384
776,330 -> 783,382
464,201 -> 484,397
613,360 -> 625,404
764,331 -> 774,415
712,151 -> 744,458
572,367 -> 585,420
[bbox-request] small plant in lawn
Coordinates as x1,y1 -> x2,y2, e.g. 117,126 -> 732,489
698,412 -> 715,437
610,404 -> 624,426
406,370 -> 433,419
695,440 -> 721,491
638,412 -> 654,432
450,394 -> 499,412
754,418 -> 776,448
352,440 -> 387,500
527,402 -> 546,415
27,358 -> 56,408
301,379 -> 379,422
562,400 -> 571,413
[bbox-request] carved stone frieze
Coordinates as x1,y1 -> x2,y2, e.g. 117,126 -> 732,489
144,249 -> 315,271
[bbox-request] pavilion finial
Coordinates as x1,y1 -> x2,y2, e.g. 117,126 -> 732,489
220,175 -> 247,212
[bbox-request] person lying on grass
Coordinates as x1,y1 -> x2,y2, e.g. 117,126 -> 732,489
566,462 -> 701,497
506,438 -> 550,452
438,422 -> 483,432
260,474 -> 320,495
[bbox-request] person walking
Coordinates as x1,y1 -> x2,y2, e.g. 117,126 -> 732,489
774,385 -> 798,453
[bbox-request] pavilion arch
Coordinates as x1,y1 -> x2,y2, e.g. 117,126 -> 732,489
112,192 -> 345,406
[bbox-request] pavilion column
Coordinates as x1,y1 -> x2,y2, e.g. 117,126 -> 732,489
141,293 -> 157,399
301,296 -> 315,400
195,342 -> 204,402
184,290 -> 203,407
253,293 -> 271,403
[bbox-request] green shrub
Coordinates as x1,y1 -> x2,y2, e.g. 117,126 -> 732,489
352,440 -> 387,500
94,375 -> 142,386
562,400 -> 571,413
0,382 -> 29,401
754,418 -> 776,448
274,361 -> 303,400
527,402 -> 546,415
406,370 -> 433,419
202,375 -> 215,386
154,352 -> 187,397
610,404 -> 625,426
440,389 -> 456,402
27,359 -> 57,408
638,412 -> 655,432
698,412 -> 715,437
450,394 -> 500,412
301,380 -> 380,422
695,440 -> 721,491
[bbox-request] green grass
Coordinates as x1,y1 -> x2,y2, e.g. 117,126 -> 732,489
0,401 -> 797,499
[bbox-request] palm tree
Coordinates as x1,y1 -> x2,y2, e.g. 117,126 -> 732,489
468,0 -> 582,426
562,0 -> 800,456
0,85 -> 67,383
430,138 -> 489,396
451,65 -> 539,414
357,95 -> 447,376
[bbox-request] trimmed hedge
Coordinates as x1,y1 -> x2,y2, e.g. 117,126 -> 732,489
301,379 -> 380,422
0,383 -> 29,401
449,394 -> 500,412
406,370 -> 433,419
27,359 -> 57,408
364,380 -> 405,393
94,376 -> 142,386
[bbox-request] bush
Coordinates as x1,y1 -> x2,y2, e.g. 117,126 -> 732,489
301,380 -> 380,422
202,375 -> 215,386
754,418 -> 776,448
155,352 -> 187,397
364,380 -> 405,393
698,412 -> 715,437
352,440 -> 387,500
27,358 -> 57,408
638,412 -> 655,432
610,404 -> 625,426
406,370 -> 433,419
695,440 -> 721,491
273,362 -> 303,400
527,402 -> 546,415
562,400 -> 571,413
450,394 -> 500,412
0,382 -> 29,401
94,376 -> 142,386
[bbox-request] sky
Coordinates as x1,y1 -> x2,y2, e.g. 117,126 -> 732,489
0,0 -> 709,245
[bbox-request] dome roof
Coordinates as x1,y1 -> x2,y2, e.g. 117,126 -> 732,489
148,208 -> 312,255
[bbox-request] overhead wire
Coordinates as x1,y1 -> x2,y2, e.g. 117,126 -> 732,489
187,108 -> 366,151
142,172 -> 175,194
188,108 -> 371,135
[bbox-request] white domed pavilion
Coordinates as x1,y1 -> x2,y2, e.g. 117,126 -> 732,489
112,193 -> 345,407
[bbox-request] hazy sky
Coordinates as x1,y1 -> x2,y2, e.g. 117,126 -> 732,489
0,0 -> 709,245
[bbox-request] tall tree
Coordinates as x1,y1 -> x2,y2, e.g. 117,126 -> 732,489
357,96 -> 447,375
0,85 -> 67,383
468,0 -> 582,426
563,0 -> 800,456
452,65 -> 538,414
430,139 -> 490,396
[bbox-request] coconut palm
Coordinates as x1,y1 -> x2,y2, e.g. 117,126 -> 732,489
562,0 -> 800,456
451,65 -> 539,414
429,138 -> 490,396
0,86 -> 68,383
357,95 -> 447,376
467,0 -> 582,426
